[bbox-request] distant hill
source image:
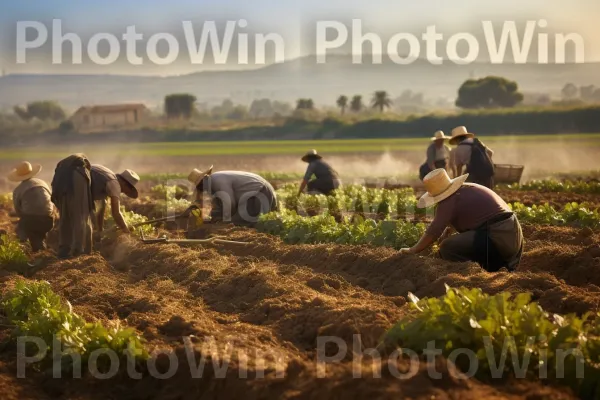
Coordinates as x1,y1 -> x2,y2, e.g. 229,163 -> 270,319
1,55 -> 599,111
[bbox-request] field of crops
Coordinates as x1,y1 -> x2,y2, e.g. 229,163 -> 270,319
2,175 -> 600,399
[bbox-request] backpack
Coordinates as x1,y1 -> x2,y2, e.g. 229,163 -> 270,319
459,138 -> 495,179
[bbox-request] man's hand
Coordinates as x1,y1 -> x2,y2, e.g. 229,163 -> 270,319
181,205 -> 199,218
399,248 -> 414,255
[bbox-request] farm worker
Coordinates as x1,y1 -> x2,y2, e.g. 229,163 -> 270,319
51,154 -> 95,258
298,149 -> 342,196
398,169 -> 523,272
449,126 -> 495,189
90,165 -> 140,235
187,166 -> 277,227
419,131 -> 451,181
7,161 -> 55,252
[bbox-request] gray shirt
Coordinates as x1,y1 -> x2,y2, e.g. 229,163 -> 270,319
304,159 -> 339,181
426,143 -> 451,164
203,171 -> 274,221
13,178 -> 54,217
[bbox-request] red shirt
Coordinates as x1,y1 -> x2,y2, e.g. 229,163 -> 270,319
425,183 -> 511,239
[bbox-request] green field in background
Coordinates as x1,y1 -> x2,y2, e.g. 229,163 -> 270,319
2,133 -> 600,160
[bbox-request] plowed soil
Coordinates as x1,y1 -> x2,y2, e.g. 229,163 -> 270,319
1,193 -> 599,399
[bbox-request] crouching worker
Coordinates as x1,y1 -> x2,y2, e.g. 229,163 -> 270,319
399,169 -> 523,272
298,150 -> 342,196
51,154 -> 95,258
8,161 -> 55,252
187,166 -> 277,227
90,165 -> 140,235
419,131 -> 450,180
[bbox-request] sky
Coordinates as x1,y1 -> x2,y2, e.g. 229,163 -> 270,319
0,0 -> 599,75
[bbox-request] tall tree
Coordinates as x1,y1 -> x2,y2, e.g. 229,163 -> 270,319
164,94 -> 197,119
371,91 -> 393,112
561,83 -> 579,100
350,95 -> 363,113
296,98 -> 315,110
13,101 -> 66,121
455,76 -> 524,109
336,95 -> 348,115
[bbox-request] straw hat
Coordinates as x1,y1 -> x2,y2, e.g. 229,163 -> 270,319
431,130 -> 449,141
188,165 -> 214,186
7,161 -> 42,182
116,169 -> 140,199
301,149 -> 322,162
417,169 -> 469,208
449,126 -> 475,145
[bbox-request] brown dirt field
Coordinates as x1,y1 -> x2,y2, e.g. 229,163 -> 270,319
1,192 -> 599,399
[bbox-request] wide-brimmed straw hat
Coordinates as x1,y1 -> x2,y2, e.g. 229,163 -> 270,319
301,149 -> 322,162
188,165 -> 214,186
7,161 -> 42,182
417,169 -> 469,208
117,169 -> 140,199
449,126 -> 475,145
431,130 -> 449,141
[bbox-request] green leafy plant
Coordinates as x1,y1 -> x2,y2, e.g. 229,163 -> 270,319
509,202 -> 600,228
256,209 -> 425,249
507,179 -> 600,194
105,205 -> 155,237
384,286 -> 600,397
2,280 -> 148,370
0,234 -> 28,266
0,192 -> 13,208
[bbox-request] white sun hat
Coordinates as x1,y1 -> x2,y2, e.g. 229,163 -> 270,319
449,126 -> 475,145
431,130 -> 450,141
7,161 -> 42,182
188,165 -> 214,186
417,168 -> 469,208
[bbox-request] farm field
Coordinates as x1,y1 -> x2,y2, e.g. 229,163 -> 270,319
2,175 -> 600,399
2,133 -> 600,194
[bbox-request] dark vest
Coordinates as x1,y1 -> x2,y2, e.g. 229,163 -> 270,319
90,165 -> 118,201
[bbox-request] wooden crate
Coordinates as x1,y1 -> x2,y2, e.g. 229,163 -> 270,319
494,164 -> 525,184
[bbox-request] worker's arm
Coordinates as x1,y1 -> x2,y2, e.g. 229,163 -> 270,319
399,234 -> 436,255
109,197 -> 130,233
455,163 -> 464,176
12,192 -> 21,217
298,179 -> 308,195
96,199 -> 106,231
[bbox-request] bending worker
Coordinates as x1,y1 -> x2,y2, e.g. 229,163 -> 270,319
298,149 -> 342,196
8,161 -> 55,252
419,130 -> 451,180
399,169 -> 523,272
91,164 -> 140,234
187,166 -> 277,227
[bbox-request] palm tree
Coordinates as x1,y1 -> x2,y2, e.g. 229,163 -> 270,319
296,98 -> 315,110
350,95 -> 363,113
371,91 -> 392,113
336,95 -> 348,115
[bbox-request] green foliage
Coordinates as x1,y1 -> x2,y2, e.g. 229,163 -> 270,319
0,192 -> 12,208
350,95 -> 364,113
371,91 -> 393,113
456,76 -> 524,109
384,286 -> 600,396
0,234 -> 28,266
2,280 -> 148,369
151,184 -> 188,200
508,179 -> 600,194
13,101 -> 66,121
256,209 -> 425,249
509,202 -> 600,228
336,95 -> 348,115
296,98 -> 315,110
164,93 -> 197,119
106,205 -> 154,237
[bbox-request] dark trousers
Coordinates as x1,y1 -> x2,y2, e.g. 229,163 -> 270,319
419,160 -> 447,180
307,178 -> 341,195
57,170 -> 93,258
212,185 -> 278,227
16,214 -> 54,252
439,213 -> 523,272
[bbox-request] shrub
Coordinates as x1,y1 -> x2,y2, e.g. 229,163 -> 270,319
0,234 -> 28,267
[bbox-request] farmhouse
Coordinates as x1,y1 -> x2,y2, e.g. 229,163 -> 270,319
70,103 -> 149,131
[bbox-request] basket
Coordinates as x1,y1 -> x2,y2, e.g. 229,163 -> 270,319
494,164 -> 524,184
